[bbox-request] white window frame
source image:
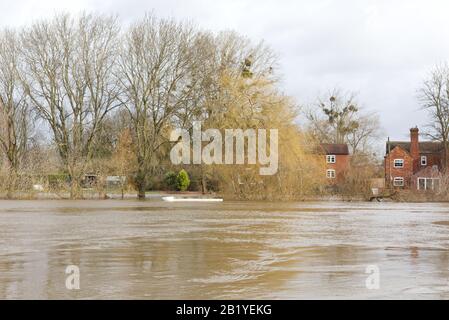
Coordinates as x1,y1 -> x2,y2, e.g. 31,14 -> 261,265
417,178 -> 426,190
326,155 -> 336,164
326,169 -> 336,179
393,177 -> 404,187
421,156 -> 427,166
394,159 -> 404,168
417,178 -> 440,191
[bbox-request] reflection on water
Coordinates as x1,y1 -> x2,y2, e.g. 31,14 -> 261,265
1,200 -> 449,299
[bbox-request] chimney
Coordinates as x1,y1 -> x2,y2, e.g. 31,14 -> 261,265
410,127 -> 420,171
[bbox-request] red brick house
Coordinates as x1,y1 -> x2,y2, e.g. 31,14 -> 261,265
320,144 -> 350,183
385,127 -> 444,191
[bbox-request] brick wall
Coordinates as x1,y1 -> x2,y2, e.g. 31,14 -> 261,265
326,154 -> 350,183
384,146 -> 413,187
419,153 -> 441,169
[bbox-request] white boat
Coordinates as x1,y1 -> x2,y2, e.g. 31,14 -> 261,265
162,196 -> 223,202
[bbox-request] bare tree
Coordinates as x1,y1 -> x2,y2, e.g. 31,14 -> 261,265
306,89 -> 381,157
20,13 -> 121,198
311,90 -> 359,144
0,30 -> 30,198
117,15 -> 200,198
419,63 -> 449,168
346,113 -> 381,158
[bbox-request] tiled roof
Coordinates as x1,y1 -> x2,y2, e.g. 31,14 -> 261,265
320,143 -> 349,155
386,141 -> 444,155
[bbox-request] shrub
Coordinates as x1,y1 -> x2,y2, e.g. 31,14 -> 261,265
176,169 -> 190,191
164,171 -> 177,190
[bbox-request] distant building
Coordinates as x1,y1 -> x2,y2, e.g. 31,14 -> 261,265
320,143 -> 350,184
385,127 -> 444,191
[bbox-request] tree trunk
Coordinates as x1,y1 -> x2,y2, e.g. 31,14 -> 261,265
201,168 -> 207,194
70,178 -> 83,200
68,164 -> 83,199
137,184 -> 146,199
136,169 -> 147,199
442,141 -> 449,174
6,169 -> 17,199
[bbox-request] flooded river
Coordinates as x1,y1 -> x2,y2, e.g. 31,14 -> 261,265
1,200 -> 449,299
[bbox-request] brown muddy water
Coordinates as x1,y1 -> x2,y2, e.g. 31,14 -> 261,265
1,200 -> 449,299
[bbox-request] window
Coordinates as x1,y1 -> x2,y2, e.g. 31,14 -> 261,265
417,178 -> 440,191
394,159 -> 404,168
326,169 -> 336,179
418,178 -> 425,190
326,155 -> 336,164
421,156 -> 427,166
393,177 -> 404,187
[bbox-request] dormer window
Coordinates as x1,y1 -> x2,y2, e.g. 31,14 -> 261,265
326,155 -> 336,164
394,159 -> 404,168
421,156 -> 427,166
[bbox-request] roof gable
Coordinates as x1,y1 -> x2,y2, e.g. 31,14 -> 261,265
388,145 -> 413,158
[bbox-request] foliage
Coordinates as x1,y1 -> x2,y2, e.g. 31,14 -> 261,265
176,170 -> 190,191
201,71 -> 326,200
164,171 -> 178,190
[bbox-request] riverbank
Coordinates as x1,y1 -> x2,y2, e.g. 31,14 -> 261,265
0,190 -> 207,200
0,190 -> 447,202
0,188 -> 368,201
0,191 -> 385,202
1,190 -> 258,201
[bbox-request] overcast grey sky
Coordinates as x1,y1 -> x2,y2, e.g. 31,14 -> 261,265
1,0 -> 449,141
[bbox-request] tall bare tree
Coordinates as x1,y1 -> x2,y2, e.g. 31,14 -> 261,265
0,30 -> 30,198
117,15 -> 200,198
306,89 -> 381,157
20,13 -> 121,198
419,63 -> 449,168
346,113 -> 381,159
